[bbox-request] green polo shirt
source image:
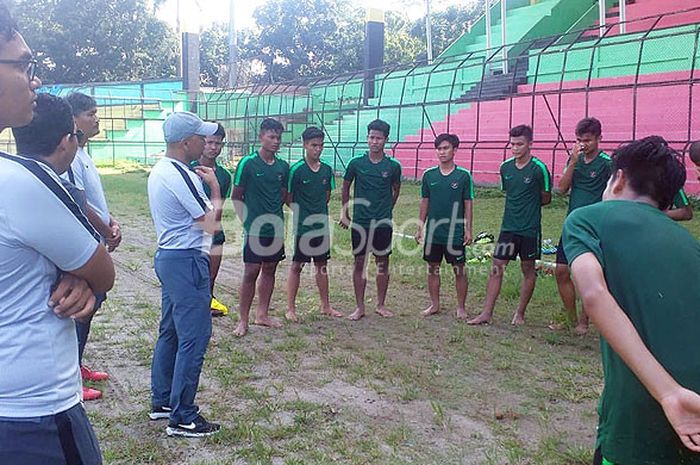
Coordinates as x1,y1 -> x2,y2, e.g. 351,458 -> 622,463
566,151 -> 612,214
288,159 -> 335,236
234,152 -> 289,237
343,153 -> 401,227
421,165 -> 474,245
190,160 -> 233,200
563,200 -> 700,465
499,156 -> 552,238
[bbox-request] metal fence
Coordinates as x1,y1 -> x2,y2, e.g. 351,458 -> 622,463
3,6 -> 698,192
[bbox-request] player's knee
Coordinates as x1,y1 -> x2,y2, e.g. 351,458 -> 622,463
555,264 -> 570,282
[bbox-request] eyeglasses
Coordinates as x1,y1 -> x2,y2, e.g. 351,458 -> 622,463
71,129 -> 84,140
0,59 -> 38,81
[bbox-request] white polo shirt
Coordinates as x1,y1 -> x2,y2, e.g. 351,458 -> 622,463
148,157 -> 213,253
63,146 -> 110,227
0,153 -> 100,418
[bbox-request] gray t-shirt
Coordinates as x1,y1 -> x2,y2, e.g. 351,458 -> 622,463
0,153 -> 100,417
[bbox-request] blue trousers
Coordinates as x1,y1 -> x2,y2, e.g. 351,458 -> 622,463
75,294 -> 106,366
151,249 -> 212,425
0,403 -> 102,465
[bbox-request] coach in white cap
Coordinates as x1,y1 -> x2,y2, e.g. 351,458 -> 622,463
147,111 -> 222,437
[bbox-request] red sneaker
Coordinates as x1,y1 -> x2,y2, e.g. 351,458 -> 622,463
81,365 -> 109,382
82,386 -> 102,401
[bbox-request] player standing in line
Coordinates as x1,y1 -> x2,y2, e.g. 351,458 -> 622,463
339,119 -> 402,321
286,127 -> 342,321
415,133 -> 473,319
231,118 -> 289,337
468,125 -> 551,326
551,117 -> 612,335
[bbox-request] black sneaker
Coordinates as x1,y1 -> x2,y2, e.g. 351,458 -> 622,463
166,414 -> 221,438
149,404 -> 200,421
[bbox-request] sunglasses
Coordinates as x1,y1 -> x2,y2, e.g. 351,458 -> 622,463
0,58 -> 38,81
71,129 -> 84,140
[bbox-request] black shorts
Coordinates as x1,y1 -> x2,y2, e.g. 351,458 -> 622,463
493,231 -> 541,261
555,236 -> 568,265
423,243 -> 466,265
212,230 -> 226,246
293,234 -> 331,263
243,235 -> 285,264
351,225 -> 393,257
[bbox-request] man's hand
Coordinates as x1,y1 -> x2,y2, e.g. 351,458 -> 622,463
49,274 -> 97,322
194,166 -> 219,189
339,215 -> 351,230
660,387 -> 700,452
415,225 -> 423,244
570,142 -> 583,165
463,231 -> 473,246
106,217 -> 122,252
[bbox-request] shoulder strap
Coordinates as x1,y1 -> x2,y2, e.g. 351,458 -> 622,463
0,153 -> 100,241
170,161 -> 208,214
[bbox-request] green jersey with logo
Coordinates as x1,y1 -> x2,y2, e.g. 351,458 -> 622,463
563,200 -> 700,465
499,156 -> 551,238
421,165 -> 474,245
672,188 -> 690,209
343,153 -> 402,227
288,159 -> 335,236
234,152 -> 289,237
190,160 -> 233,200
566,151 -> 613,214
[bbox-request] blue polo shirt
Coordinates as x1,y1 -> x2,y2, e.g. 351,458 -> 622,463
0,153 -> 100,417
148,157 -> 213,253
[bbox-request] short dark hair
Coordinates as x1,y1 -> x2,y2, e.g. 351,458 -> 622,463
689,141 -> 700,165
302,126 -> 324,142
575,117 -> 602,138
367,119 -> 390,138
207,121 -> 225,139
611,136 -> 686,210
434,133 -> 460,149
260,118 -> 284,134
13,93 -> 75,158
510,124 -> 533,142
65,92 -> 97,116
0,2 -> 17,42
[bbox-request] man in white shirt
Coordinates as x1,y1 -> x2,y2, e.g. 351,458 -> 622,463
147,112 -> 222,437
0,5 -> 115,464
64,92 -> 122,400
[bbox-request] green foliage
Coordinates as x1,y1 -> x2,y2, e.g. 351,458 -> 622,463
12,0 -> 178,84
411,4 -> 482,57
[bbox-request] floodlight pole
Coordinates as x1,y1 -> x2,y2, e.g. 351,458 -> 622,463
619,0 -> 626,34
485,0 -> 492,52
426,0 -> 433,63
228,0 -> 238,88
501,0 -> 508,74
599,0 -> 606,37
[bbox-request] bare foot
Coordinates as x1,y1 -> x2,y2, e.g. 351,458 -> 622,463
467,312 -> 492,325
511,313 -> 526,326
455,307 -> 468,320
573,323 -> 589,336
321,307 -> 343,318
285,310 -> 298,322
233,321 -> 248,337
254,316 -> 283,328
348,308 -> 365,321
421,304 -> 439,317
375,306 -> 394,318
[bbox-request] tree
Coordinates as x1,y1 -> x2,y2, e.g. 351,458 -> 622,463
410,4 -> 481,58
199,22 -> 228,87
12,0 -> 179,84
384,11 -> 424,66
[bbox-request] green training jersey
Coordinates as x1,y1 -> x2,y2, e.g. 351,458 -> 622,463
343,153 -> 401,227
190,160 -> 233,200
288,159 -> 335,236
563,200 -> 700,465
421,165 -> 474,245
499,156 -> 551,238
566,151 -> 612,214
672,188 -> 690,209
234,152 -> 289,237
